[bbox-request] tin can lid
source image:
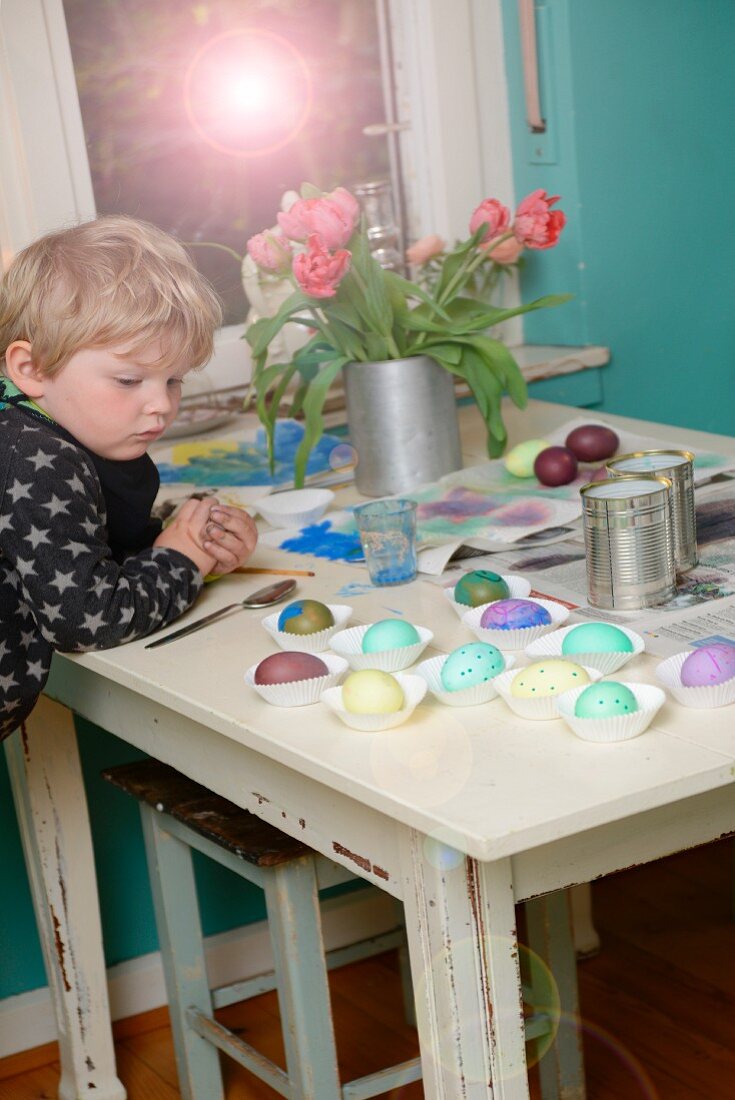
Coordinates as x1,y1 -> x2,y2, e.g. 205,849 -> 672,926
581,474 -> 672,500
608,449 -> 694,474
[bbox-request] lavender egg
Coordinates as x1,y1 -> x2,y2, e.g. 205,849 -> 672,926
480,598 -> 552,631
680,643 -> 735,688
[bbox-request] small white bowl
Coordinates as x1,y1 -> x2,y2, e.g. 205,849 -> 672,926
329,624 -> 433,671
462,597 -> 569,650
257,488 -> 335,529
261,603 -> 352,653
655,651 -> 735,709
321,672 -> 427,731
244,653 -> 348,707
524,623 -> 645,675
444,574 -> 531,618
556,682 -> 666,742
493,664 -> 601,720
415,652 -> 516,707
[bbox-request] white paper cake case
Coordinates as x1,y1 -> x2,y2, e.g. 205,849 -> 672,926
444,574 -> 531,618
321,673 -> 427,732
261,604 -> 353,653
329,623 -> 433,671
493,664 -> 601,720
555,682 -> 666,742
524,622 -> 645,675
461,597 -> 569,650
415,652 -> 516,707
655,651 -> 735,709
245,653 -> 348,707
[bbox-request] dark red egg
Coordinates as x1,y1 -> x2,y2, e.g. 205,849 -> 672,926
589,465 -> 610,482
534,446 -> 578,487
565,424 -> 619,463
254,651 -> 329,685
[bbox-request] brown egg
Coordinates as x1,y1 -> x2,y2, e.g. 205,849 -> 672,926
565,425 -> 619,463
534,446 -> 578,487
254,651 -> 329,685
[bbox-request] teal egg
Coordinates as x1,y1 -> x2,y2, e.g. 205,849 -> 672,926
574,682 -> 638,718
362,619 -> 421,653
440,643 -> 505,692
562,622 -> 634,655
454,570 -> 510,608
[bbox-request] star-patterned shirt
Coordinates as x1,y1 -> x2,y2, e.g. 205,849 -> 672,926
0,405 -> 203,739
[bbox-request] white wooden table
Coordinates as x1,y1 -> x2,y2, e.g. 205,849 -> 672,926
8,400 -> 735,1100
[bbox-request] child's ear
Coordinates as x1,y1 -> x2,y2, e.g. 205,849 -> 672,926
4,341 -> 45,398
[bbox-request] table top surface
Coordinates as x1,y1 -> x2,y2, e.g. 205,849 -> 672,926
56,400 -> 735,861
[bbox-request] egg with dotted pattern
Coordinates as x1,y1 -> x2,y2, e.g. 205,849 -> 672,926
574,681 -> 639,718
510,659 -> 590,698
562,622 -> 634,656
362,619 -> 421,653
440,643 -> 506,692
480,598 -> 552,631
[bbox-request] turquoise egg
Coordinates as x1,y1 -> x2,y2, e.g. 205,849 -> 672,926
362,619 -> 421,653
574,682 -> 638,718
454,570 -> 510,608
562,623 -> 634,655
440,643 -> 505,692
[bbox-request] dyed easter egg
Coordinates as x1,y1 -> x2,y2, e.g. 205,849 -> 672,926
342,669 -> 405,714
480,598 -> 552,631
362,619 -> 421,653
574,681 -> 638,718
680,643 -> 735,687
277,599 -> 335,635
454,570 -> 510,608
510,660 -> 590,698
562,623 -> 634,656
254,652 -> 329,685
504,439 -> 550,478
440,643 -> 505,692
565,424 -> 619,463
534,446 -> 579,487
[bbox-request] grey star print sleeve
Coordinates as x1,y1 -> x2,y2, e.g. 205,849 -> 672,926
1,430 -> 203,652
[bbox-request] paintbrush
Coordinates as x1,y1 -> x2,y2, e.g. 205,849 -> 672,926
234,567 -> 315,577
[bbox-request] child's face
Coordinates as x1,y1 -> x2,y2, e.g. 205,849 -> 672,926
35,342 -> 189,460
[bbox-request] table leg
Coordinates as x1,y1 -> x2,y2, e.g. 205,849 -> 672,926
399,828 -> 529,1099
5,696 -> 127,1100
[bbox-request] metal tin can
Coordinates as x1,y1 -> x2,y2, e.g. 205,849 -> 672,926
606,450 -> 697,572
580,475 -> 676,610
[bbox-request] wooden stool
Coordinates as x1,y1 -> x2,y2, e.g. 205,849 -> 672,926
103,759 -> 585,1099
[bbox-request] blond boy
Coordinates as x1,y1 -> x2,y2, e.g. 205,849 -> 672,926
0,216 -> 257,737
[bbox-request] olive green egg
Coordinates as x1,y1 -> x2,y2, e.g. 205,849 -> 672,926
454,570 -> 510,608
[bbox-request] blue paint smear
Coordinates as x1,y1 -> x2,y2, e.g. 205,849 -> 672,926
280,520 -> 363,562
336,582 -> 376,598
157,419 -> 346,486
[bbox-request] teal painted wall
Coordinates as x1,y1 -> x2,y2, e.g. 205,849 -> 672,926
502,0 -> 735,435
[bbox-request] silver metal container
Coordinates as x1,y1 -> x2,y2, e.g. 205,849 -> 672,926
343,355 -> 463,497
580,475 -> 676,610
606,450 -> 697,572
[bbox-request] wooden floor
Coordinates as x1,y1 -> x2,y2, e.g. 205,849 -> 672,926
2,838 -> 734,1099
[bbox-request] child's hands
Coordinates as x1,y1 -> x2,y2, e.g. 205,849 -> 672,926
201,505 -> 258,575
153,498 -> 218,577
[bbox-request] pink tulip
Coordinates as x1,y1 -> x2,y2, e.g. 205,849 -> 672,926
277,188 -> 359,250
513,190 -> 566,249
246,231 -> 293,275
486,235 -> 524,264
292,235 -> 351,299
406,234 -> 446,265
469,199 -> 511,244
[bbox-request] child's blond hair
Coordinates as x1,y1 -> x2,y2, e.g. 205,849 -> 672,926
0,215 -> 223,375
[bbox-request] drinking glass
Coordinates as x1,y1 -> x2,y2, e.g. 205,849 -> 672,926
353,499 -> 418,585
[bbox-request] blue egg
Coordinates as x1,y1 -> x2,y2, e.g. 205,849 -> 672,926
440,643 -> 505,692
362,619 -> 421,653
562,622 -> 633,655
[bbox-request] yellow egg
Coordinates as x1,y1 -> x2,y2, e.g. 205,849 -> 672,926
504,439 -> 551,478
510,659 -> 590,698
342,669 -> 405,715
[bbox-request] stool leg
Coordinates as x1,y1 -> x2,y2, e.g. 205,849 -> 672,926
140,806 -> 225,1100
525,890 -> 586,1100
263,857 -> 341,1099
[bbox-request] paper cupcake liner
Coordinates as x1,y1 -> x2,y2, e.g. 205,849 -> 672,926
655,651 -> 735,709
261,604 -> 353,653
321,673 -> 427,731
555,683 -> 666,742
444,574 -> 531,618
329,624 -> 433,671
461,597 -> 570,651
244,654 -> 348,707
524,623 -> 645,674
493,664 -> 601,721
415,652 -> 516,707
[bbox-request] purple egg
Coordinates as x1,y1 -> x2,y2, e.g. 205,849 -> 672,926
680,643 -> 735,688
480,598 -> 552,631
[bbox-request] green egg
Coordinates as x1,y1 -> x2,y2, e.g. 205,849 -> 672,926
574,682 -> 638,718
440,643 -> 505,692
362,619 -> 421,653
453,570 -> 510,608
562,622 -> 634,655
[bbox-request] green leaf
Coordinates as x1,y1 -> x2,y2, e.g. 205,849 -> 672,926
383,270 -> 451,320
300,181 -> 322,199
293,356 -> 349,486
245,290 -> 313,357
466,335 -> 528,409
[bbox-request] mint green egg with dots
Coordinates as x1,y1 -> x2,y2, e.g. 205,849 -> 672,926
440,642 -> 505,692
574,681 -> 638,719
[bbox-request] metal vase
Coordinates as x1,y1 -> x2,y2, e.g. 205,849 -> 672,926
343,355 -> 463,496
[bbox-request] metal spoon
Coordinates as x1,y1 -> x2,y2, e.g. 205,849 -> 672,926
145,578 -> 297,649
